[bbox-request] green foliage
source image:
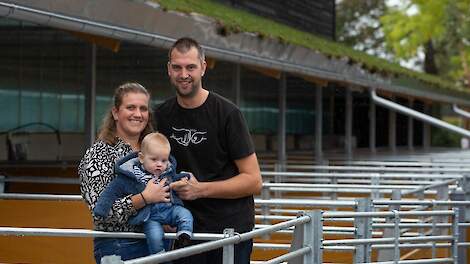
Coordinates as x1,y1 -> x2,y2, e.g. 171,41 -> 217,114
382,1 -> 446,59
381,0 -> 470,86
336,0 -> 387,54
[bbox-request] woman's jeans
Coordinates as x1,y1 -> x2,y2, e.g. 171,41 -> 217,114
94,238 -> 149,264
144,204 -> 193,253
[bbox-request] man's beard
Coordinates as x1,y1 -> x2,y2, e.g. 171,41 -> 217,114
172,78 -> 200,99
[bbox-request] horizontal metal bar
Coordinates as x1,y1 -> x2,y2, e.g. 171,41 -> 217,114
255,198 -> 356,207
323,235 -> 453,246
262,247 -> 311,264
253,243 -> 290,250
0,227 -> 223,240
264,182 -> 418,189
373,200 -> 470,206
0,176 -> 79,184
267,165 -> 470,173
262,171 -> 463,179
323,210 -> 454,218
0,193 -> 82,201
363,258 -> 453,264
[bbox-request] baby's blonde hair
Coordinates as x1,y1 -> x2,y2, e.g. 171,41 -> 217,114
140,132 -> 171,155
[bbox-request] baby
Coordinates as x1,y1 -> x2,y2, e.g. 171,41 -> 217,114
94,132 -> 193,254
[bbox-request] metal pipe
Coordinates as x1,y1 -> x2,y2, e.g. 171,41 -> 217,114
0,227 -> 223,240
453,104 -> 470,119
323,235 -> 453,246
323,210 -> 454,218
403,178 -> 458,196
262,247 -> 311,264
363,258 -> 453,264
0,176 -> 79,184
255,198 -> 356,207
262,171 -> 464,178
371,90 -> 470,138
124,215 -> 310,264
0,193 -> 82,201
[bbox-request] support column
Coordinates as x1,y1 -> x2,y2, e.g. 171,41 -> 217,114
232,63 -> 241,106
369,96 -> 376,154
407,99 -> 414,151
345,87 -> 353,159
423,103 -> 431,149
85,43 -> 97,147
315,86 -> 323,163
278,73 -> 287,166
388,98 -> 396,152
329,93 -> 335,135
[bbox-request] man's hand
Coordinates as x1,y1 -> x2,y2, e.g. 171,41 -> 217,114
170,173 -> 204,200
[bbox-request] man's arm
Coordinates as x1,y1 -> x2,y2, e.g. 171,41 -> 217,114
170,153 -> 262,200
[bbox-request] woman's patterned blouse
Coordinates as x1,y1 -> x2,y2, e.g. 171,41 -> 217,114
79,139 -> 140,232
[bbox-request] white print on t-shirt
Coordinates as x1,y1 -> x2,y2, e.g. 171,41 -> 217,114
170,127 -> 207,147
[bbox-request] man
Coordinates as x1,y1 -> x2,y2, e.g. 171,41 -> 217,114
154,37 -> 262,264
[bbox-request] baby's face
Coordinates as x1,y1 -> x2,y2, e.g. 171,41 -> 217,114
139,147 -> 170,176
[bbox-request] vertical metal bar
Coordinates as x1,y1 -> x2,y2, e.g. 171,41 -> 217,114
278,73 -> 286,166
431,209 -> 437,258
393,210 -> 400,263
355,198 -> 372,263
450,190 -> 467,264
315,86 -> 323,164
233,63 -> 240,106
452,208 -> 459,264
408,99 -> 414,150
345,87 -> 353,159
309,210 -> 323,264
436,186 -> 449,236
330,176 -> 337,200
85,43 -> 96,147
222,228 -> 235,264
0,175 -> 4,193
274,164 -> 282,199
369,99 -> 376,154
289,212 -> 307,264
261,184 -> 271,239
389,98 -> 396,152
378,190 -> 401,262
371,175 -> 380,200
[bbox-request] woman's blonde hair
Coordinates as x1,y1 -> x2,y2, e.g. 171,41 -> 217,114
97,82 -> 154,145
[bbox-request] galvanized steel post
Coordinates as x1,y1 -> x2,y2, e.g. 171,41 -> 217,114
354,198 -> 372,263
222,228 -> 235,264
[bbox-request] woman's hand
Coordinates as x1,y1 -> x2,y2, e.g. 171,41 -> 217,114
142,178 -> 170,204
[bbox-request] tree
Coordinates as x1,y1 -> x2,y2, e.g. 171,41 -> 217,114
336,0 -> 390,59
381,0 -> 470,86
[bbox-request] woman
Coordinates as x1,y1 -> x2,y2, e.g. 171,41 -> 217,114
79,82 -> 170,263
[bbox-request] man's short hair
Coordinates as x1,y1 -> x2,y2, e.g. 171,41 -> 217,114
168,37 -> 205,63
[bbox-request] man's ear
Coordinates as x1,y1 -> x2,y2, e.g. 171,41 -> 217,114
201,60 -> 207,76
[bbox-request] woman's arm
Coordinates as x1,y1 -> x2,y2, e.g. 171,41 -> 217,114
79,142 -> 137,226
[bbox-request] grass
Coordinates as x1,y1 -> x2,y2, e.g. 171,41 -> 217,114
155,0 -> 464,94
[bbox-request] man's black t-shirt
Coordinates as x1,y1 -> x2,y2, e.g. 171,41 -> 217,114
154,92 -> 255,233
